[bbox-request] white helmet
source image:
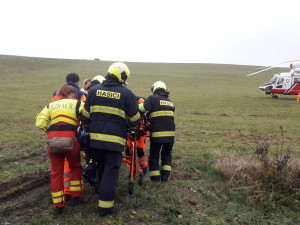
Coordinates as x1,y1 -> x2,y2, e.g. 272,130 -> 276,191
151,81 -> 167,93
92,75 -> 105,83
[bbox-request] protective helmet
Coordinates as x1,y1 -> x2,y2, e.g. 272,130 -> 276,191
107,62 -> 130,84
151,81 -> 167,93
92,75 -> 105,83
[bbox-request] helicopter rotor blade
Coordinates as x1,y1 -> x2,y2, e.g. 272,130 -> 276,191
246,59 -> 300,77
242,66 -> 271,74
246,66 -> 274,76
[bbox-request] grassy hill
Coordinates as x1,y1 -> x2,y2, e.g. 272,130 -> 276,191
1,55 -> 300,224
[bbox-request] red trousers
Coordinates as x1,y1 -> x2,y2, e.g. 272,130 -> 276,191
48,130 -> 83,208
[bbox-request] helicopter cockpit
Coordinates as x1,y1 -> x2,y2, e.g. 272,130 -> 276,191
276,77 -> 284,88
270,75 -> 279,85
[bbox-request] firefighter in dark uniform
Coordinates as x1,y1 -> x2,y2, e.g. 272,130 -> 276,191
81,62 -> 140,216
139,81 -> 175,182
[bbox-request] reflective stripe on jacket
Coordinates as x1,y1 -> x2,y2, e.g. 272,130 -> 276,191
140,91 -> 175,143
35,99 -> 84,131
81,80 -> 140,152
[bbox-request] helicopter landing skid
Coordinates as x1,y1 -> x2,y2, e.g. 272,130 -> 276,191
271,93 -> 278,98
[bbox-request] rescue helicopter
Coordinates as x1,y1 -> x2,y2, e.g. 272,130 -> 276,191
246,60 -> 300,98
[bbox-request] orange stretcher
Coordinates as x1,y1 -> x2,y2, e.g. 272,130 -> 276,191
123,128 -> 144,195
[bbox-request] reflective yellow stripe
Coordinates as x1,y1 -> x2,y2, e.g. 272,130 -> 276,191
71,180 -> 81,185
90,133 -> 126,145
162,165 -> 171,171
50,109 -> 78,124
51,117 -> 77,126
70,186 -> 82,191
91,105 -> 125,119
129,111 -> 140,123
149,111 -> 174,118
98,200 -> 114,208
139,103 -> 145,112
52,190 -> 64,197
82,108 -> 90,118
53,197 -> 64,203
150,170 -> 160,176
152,131 -> 175,138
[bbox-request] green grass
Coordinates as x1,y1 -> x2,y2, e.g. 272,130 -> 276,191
1,55 -> 300,224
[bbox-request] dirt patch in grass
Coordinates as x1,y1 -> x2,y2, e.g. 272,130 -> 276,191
0,169 -> 50,205
20,154 -> 48,163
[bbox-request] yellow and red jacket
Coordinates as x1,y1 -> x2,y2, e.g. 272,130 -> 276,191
36,99 -> 84,132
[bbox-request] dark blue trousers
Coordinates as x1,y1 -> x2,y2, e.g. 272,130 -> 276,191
148,141 -> 173,181
95,149 -> 123,215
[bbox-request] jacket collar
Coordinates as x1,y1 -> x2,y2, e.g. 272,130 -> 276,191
103,75 -> 122,87
154,89 -> 169,97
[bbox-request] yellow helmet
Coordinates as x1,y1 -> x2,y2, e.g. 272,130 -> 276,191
107,62 -> 130,84
92,75 -> 105,83
151,81 -> 167,93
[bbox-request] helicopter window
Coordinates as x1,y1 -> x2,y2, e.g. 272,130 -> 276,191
294,77 -> 300,83
270,76 -> 278,84
276,77 -> 284,88
277,78 -> 284,85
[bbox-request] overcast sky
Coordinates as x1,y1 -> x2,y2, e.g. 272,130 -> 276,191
1,0 -> 299,66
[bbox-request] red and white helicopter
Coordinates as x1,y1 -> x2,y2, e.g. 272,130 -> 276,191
246,60 -> 300,98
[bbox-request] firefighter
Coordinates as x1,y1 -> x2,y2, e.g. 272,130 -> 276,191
139,81 -> 175,182
52,72 -> 86,200
88,75 -> 106,91
35,84 -> 84,216
125,97 -> 149,175
81,62 -> 140,216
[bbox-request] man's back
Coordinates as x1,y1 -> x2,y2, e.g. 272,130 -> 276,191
82,79 -> 140,152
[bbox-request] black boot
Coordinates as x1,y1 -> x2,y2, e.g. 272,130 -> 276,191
65,194 -> 71,202
142,166 -> 148,175
68,196 -> 84,206
98,207 -> 116,216
161,170 -> 170,182
150,175 -> 160,182
161,173 -> 169,182
83,163 -> 98,186
53,207 -> 63,216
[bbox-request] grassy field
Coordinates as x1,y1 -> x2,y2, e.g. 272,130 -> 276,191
1,55 -> 300,224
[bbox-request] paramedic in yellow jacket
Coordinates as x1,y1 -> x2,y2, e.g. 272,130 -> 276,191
35,84 -> 84,216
